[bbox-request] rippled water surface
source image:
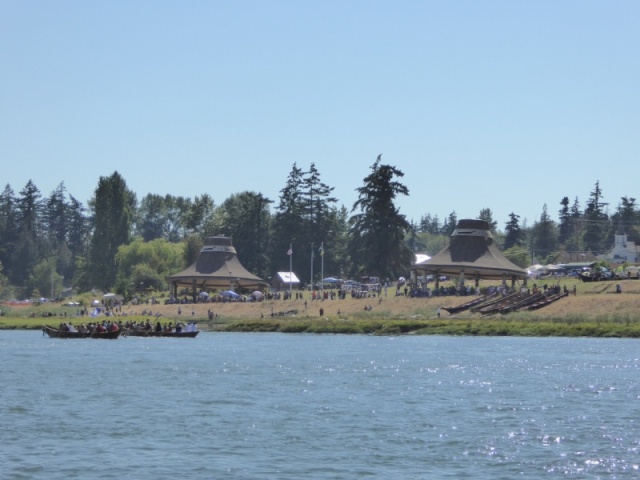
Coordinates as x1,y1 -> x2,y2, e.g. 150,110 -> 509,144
2,331 -> 640,479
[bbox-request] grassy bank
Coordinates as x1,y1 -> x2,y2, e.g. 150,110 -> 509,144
7,315 -> 640,338
2,277 -> 640,337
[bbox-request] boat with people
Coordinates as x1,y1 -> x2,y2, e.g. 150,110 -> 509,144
122,320 -> 199,338
123,330 -> 199,338
42,324 -> 121,339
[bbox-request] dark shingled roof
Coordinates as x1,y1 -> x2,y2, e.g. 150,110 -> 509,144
412,219 -> 527,280
168,236 -> 267,289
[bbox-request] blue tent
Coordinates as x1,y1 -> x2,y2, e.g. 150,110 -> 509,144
221,290 -> 240,299
322,277 -> 342,283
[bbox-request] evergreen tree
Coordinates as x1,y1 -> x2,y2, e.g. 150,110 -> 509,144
65,194 -> 88,287
566,196 -> 583,253
301,163 -> 338,284
270,163 -> 339,285
67,195 -> 88,257
418,213 -> 432,233
558,196 -> 571,246
348,155 -> 411,279
418,213 -> 442,234
503,213 -> 524,249
271,163 -> 306,281
611,196 -> 639,243
14,180 -> 45,289
442,211 -> 457,237
44,183 -> 69,247
531,204 -> 558,262
478,208 -> 497,233
42,183 -> 76,286
583,181 -> 610,254
0,185 -> 18,284
89,171 -> 136,290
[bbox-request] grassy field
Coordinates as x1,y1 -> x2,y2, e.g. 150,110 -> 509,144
2,277 -> 640,337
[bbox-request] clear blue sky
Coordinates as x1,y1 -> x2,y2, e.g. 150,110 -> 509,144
2,1 -> 638,230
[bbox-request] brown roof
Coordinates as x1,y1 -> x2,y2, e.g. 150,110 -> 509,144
412,219 -> 527,280
168,236 -> 267,289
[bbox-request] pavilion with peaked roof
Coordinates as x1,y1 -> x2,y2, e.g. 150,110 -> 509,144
411,219 -> 528,290
168,236 -> 267,300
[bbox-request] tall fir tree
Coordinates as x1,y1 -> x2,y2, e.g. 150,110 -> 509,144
14,180 -> 45,289
583,181 -> 610,254
557,197 -> 571,246
504,213 -> 524,249
348,155 -> 411,280
0,184 -> 18,284
611,196 -> 639,242
271,163 -> 306,281
478,208 -> 497,232
531,204 -> 558,262
271,163 -> 338,285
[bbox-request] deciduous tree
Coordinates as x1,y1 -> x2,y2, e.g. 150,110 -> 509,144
89,171 -> 136,290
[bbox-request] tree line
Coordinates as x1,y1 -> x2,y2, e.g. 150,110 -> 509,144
414,181 -> 639,269
0,158 -> 638,301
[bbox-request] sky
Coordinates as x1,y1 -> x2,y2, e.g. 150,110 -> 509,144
1,1 -> 639,230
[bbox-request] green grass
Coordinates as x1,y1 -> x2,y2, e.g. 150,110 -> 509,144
210,315 -> 640,337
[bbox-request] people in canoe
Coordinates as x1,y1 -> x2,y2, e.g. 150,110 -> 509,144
57,321 -> 120,334
125,320 -> 198,334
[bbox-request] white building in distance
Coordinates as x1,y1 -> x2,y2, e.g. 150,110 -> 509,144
601,234 -> 639,264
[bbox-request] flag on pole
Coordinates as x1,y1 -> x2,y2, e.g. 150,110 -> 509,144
287,245 -> 293,256
319,243 -> 324,256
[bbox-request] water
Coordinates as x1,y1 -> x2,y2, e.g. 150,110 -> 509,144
1,331 -> 639,479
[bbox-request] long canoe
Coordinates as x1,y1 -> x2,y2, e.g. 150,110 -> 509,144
123,330 -> 199,338
441,293 -> 497,314
42,325 -> 121,339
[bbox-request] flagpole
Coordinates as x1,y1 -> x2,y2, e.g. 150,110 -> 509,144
289,243 -> 293,299
320,242 -> 324,298
310,242 -> 314,297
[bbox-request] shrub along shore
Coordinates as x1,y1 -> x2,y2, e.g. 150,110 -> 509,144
2,278 -> 640,337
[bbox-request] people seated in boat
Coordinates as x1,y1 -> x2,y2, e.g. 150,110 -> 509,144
155,321 -> 162,332
175,323 -> 183,333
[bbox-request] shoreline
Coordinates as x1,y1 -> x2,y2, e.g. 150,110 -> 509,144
3,278 -> 640,337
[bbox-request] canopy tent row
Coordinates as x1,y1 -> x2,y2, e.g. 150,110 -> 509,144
411,219 -> 528,290
168,236 -> 267,301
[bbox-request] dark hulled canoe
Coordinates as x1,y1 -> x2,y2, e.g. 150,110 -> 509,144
123,330 -> 199,338
441,293 -> 497,314
42,325 -> 121,339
